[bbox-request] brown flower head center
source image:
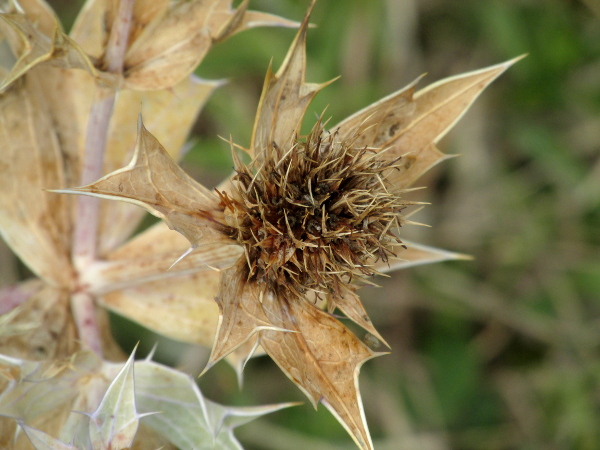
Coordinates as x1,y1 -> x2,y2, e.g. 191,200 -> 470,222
218,122 -> 406,299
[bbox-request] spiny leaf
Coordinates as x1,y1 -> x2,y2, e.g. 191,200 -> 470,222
70,0 -> 296,91
259,294 -> 384,450
69,0 -> 296,91
97,76 -> 224,255
88,349 -> 139,450
20,423 -> 76,450
333,56 -> 525,188
134,358 -> 296,449
374,239 -> 473,273
0,351 -> 102,448
123,0 -> 297,90
202,260 -> 290,374
52,118 -> 231,250
250,0 -> 331,159
86,222 -> 242,295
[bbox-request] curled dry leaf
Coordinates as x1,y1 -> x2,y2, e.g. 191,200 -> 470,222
58,3 -> 519,447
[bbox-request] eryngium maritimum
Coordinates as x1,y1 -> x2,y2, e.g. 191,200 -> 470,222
57,4 -> 521,448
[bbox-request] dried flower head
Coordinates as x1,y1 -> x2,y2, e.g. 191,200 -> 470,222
220,119 -> 407,301
56,4 -> 521,448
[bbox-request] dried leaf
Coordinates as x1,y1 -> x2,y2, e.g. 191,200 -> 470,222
0,350 -> 180,448
16,63 -> 90,191
97,76 -> 223,255
87,222 -> 242,294
203,260 -> 289,373
0,12 -> 95,89
334,57 -> 524,188
69,0 -> 168,60
135,358 -> 296,449
327,289 -> 389,348
88,350 -> 139,450
260,293 -> 383,450
250,2 -> 330,159
122,0 -> 295,90
53,118 -> 231,250
0,74 -> 73,287
98,270 -> 222,347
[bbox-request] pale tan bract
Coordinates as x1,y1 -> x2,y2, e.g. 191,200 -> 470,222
54,5 -> 521,449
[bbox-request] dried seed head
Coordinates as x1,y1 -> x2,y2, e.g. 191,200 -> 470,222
218,120 -> 406,300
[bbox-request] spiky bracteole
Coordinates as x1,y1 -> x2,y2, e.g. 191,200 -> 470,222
218,120 -> 407,303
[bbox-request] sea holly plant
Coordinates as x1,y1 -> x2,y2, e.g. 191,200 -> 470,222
0,0 -> 519,448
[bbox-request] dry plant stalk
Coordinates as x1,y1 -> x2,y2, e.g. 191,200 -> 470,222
0,0 -> 519,448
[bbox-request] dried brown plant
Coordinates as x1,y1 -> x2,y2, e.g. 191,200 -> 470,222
0,0 -> 519,448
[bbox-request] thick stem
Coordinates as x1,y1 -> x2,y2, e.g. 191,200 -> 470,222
71,292 -> 103,355
72,93 -> 115,270
71,0 -> 135,355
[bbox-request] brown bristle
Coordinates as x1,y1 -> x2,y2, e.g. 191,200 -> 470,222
218,120 -> 406,301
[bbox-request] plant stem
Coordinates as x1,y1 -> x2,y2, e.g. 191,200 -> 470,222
71,0 -> 134,355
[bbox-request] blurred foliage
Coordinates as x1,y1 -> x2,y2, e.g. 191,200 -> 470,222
36,0 -> 600,448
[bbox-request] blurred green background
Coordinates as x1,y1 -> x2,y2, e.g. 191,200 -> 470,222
34,0 -> 600,448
